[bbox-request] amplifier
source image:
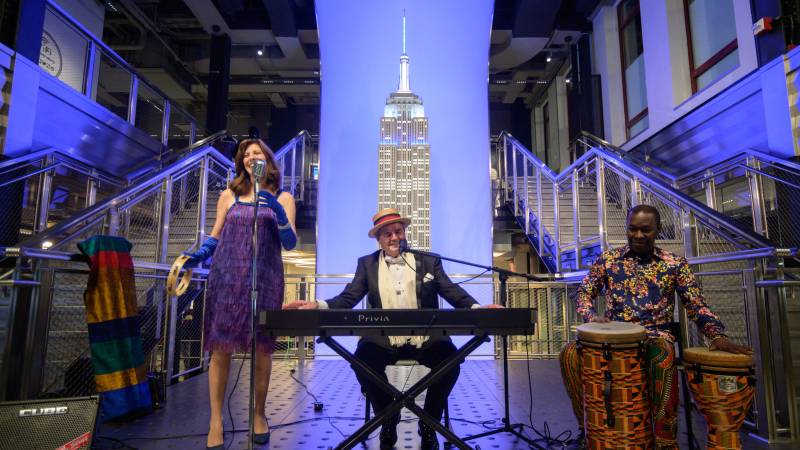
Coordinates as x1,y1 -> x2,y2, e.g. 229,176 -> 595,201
0,396 -> 99,450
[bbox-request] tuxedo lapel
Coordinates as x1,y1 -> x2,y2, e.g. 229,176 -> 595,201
365,251 -> 382,308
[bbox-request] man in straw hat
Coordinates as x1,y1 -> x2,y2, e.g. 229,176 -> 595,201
284,207 -> 502,450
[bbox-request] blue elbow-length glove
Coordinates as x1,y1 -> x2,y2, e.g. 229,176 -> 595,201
182,236 -> 219,268
257,190 -> 297,250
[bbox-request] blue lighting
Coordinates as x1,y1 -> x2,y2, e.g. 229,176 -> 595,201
316,0 -> 494,355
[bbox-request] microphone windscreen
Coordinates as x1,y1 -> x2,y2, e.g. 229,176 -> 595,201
252,160 -> 267,178
399,239 -> 409,251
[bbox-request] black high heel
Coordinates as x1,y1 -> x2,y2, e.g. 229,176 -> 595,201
253,431 -> 270,445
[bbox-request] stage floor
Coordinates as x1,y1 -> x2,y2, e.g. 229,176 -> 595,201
95,359 -> 780,450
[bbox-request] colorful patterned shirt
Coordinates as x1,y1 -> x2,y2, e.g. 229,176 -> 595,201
576,245 -> 726,341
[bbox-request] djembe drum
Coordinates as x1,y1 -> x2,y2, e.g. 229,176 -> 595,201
577,322 -> 652,449
682,347 -> 755,450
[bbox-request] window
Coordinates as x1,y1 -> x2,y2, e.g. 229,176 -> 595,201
618,0 -> 648,138
684,0 -> 739,92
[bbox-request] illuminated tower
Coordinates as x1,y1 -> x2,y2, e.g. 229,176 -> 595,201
378,15 -> 431,250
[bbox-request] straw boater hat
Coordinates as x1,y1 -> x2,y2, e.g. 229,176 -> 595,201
368,208 -> 411,238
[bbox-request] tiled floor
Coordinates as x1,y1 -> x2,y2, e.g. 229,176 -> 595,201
95,359 -> 782,449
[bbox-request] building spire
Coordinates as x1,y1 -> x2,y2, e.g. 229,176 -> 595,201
402,12 -> 406,54
398,12 -> 410,93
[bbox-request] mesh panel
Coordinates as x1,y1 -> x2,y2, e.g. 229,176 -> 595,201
134,272 -> 168,375
125,188 -> 162,262
514,148 -> 526,210
50,218 -> 107,254
504,282 -> 579,359
168,169 -> 202,262
715,174 -> 755,235
40,270 -> 94,397
577,164 -> 600,242
558,179 -> 574,246
785,284 -> 800,413
538,179 -> 557,255
173,284 -> 206,376
694,218 -> 743,257
762,163 -> 800,248
525,161 -> 538,235
639,188 -> 684,256
0,286 -> 12,383
688,265 -> 751,348
603,168 -> 631,245
0,164 -> 42,246
39,266 -> 170,398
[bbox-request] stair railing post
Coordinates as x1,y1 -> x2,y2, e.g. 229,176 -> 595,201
596,159 -> 607,252
553,178 -> 561,272
524,158 -> 530,235
298,134 -> 307,200
34,155 -> 54,234
746,156 -> 768,238
536,167 -> 544,257
703,169 -> 717,210
630,176 -> 641,207
85,168 -> 98,208
157,178 -> 177,382
572,168 -> 581,269
197,155 -> 209,245
107,208 -> 120,237
512,143 -> 519,217
681,209 -> 698,259
290,138 -> 297,195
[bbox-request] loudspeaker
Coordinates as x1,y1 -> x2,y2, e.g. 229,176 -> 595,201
0,396 -> 99,450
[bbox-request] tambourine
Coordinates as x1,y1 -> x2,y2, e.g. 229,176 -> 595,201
166,254 -> 193,296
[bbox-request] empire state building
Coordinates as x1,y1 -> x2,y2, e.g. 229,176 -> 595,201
378,18 -> 431,250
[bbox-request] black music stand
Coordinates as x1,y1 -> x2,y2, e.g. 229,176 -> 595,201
400,243 -> 546,450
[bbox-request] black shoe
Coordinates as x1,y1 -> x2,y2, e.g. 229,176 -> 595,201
206,445 -> 223,450
379,424 -> 397,450
419,424 -> 439,450
253,431 -> 270,445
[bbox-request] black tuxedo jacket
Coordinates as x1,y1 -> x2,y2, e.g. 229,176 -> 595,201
325,250 -> 478,310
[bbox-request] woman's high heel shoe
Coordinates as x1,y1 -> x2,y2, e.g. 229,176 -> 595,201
253,431 -> 270,445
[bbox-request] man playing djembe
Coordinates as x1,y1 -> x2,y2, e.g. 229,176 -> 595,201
559,204 -> 751,449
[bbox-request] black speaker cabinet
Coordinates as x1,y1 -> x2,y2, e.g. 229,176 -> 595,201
0,396 -> 99,450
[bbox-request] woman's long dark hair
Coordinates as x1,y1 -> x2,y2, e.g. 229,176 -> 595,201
229,139 -> 281,196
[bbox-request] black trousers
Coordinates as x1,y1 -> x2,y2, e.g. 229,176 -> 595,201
353,338 -> 460,428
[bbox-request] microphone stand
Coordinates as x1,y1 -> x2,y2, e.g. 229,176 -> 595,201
247,172 -> 262,450
400,242 -> 547,449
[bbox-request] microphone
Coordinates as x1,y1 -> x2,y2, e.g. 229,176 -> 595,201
399,239 -> 438,257
252,160 -> 266,182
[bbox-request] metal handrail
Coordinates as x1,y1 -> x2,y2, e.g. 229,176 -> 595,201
126,129 -> 231,181
677,148 -> 800,188
575,131 -> 678,184
0,148 -> 125,187
500,132 -> 771,251
44,0 -> 200,129
15,146 -> 233,251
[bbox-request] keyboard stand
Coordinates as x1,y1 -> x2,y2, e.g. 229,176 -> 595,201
321,333 -> 489,450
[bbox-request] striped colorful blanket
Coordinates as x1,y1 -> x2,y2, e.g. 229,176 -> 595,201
78,236 -> 151,420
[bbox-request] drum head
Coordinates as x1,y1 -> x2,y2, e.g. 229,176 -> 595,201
577,321 -> 646,344
683,347 -> 753,368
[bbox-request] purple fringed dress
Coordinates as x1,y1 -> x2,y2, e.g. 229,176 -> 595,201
203,195 -> 284,354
